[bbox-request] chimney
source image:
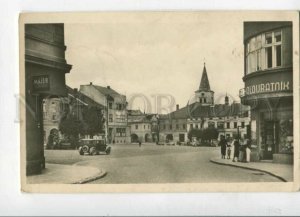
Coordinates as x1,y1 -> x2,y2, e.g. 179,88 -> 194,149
176,104 -> 179,111
107,86 -> 110,89
90,82 -> 93,85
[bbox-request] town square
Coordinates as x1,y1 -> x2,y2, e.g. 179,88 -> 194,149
22,13 -> 294,185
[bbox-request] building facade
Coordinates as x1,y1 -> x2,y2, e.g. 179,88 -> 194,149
43,86 -> 105,148
128,110 -> 157,143
240,22 -> 293,164
159,64 -> 250,144
80,83 -> 130,144
25,24 -> 72,175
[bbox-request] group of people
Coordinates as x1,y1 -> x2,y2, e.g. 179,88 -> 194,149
219,135 -> 251,163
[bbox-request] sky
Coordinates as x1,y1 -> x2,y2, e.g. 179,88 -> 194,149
64,12 -> 245,113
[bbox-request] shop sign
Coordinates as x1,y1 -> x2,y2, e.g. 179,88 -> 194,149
32,75 -> 50,92
245,81 -> 290,96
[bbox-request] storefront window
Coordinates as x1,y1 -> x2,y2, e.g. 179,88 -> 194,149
278,119 -> 293,154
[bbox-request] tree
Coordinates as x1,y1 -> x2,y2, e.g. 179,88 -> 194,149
82,106 -> 105,137
188,128 -> 203,141
59,112 -> 83,148
202,127 -> 218,144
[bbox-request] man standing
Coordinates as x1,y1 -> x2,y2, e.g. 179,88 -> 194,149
232,137 -> 240,162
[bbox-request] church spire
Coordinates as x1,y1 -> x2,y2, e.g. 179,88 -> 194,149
199,62 -> 211,91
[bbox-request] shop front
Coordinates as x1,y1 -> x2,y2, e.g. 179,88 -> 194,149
240,68 -> 293,164
241,22 -> 293,164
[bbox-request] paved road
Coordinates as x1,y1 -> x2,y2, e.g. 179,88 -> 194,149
45,144 -> 281,183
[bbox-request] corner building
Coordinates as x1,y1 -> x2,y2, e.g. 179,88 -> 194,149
240,22 -> 293,164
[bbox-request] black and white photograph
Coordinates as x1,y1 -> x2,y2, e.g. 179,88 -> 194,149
20,11 -> 299,192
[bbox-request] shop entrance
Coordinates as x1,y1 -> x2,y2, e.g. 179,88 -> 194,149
263,121 -> 279,159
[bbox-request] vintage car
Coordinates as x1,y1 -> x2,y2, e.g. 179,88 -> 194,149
78,138 -> 111,155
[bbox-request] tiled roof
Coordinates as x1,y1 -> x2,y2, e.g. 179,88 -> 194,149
93,85 -> 125,99
160,102 -> 250,120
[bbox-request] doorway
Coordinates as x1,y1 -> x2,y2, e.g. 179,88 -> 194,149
263,121 -> 278,159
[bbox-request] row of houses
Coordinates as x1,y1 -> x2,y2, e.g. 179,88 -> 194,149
43,64 -> 250,147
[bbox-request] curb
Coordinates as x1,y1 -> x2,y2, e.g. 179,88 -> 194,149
210,159 -> 287,182
72,170 -> 107,184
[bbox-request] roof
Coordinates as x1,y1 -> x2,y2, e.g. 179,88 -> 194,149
93,85 -> 125,101
160,102 -> 250,120
198,64 -> 211,91
66,86 -> 104,108
128,110 -> 157,123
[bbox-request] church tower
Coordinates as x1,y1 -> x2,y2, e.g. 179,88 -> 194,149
195,63 -> 214,105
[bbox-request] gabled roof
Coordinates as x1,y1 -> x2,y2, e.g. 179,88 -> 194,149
198,64 -> 211,91
66,86 -> 104,108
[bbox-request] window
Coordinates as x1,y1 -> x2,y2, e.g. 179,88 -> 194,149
190,124 -> 193,129
276,45 -> 281,67
234,122 -> 237,128
163,124 -> 166,130
183,124 -> 186,129
108,102 -> 113,109
208,122 -> 215,128
201,93 -> 205,96
176,124 -> 179,130
246,30 -> 282,74
217,122 -> 224,129
109,114 -> 113,122
195,124 -> 199,129
116,103 -> 123,110
226,122 -> 230,129
135,125 -> 138,130
169,125 -> 172,130
204,98 -> 207,103
116,128 -> 126,137
241,122 -> 245,128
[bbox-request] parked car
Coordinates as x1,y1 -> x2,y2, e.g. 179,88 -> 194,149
78,139 -> 111,155
191,140 -> 200,147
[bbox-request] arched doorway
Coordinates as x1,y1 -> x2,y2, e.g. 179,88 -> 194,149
145,133 -> 150,143
131,134 -> 139,143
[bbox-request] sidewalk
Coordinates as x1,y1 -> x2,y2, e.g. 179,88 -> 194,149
27,163 -> 106,184
210,158 -> 293,182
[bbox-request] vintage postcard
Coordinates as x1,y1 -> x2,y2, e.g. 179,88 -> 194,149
20,11 -> 299,192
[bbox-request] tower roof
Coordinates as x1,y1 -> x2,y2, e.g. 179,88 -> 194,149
198,64 -> 211,91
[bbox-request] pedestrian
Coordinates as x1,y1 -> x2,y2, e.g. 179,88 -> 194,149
238,139 -> 245,162
232,137 -> 240,162
226,141 -> 232,159
218,135 -> 227,159
139,141 -> 142,147
245,139 -> 251,163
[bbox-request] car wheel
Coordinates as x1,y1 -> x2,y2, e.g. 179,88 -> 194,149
79,147 -> 84,155
82,145 -> 89,153
89,147 -> 97,155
